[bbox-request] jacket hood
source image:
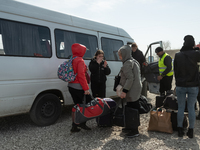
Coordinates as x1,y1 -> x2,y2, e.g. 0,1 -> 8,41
71,43 -> 86,57
119,45 -> 132,63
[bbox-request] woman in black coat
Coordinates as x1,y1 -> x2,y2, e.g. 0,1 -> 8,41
89,50 -> 111,98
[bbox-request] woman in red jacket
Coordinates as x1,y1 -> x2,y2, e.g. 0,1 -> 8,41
68,43 -> 92,132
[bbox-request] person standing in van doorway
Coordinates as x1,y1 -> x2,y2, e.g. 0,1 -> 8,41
155,47 -> 173,96
89,50 -> 111,98
131,43 -> 147,75
68,43 -> 92,132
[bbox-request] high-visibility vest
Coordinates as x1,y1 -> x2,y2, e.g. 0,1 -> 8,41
158,53 -> 173,76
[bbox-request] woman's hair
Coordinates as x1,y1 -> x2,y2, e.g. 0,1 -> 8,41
94,50 -> 104,58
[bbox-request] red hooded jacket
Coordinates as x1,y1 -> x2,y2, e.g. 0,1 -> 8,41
70,43 -> 89,91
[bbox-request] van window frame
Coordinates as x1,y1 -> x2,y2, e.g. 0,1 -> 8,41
0,18 -> 52,58
54,28 -> 98,60
101,37 -> 124,61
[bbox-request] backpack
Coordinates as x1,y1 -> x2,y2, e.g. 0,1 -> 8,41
57,56 -> 77,82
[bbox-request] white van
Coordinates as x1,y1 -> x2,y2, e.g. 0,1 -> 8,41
0,0 -> 135,126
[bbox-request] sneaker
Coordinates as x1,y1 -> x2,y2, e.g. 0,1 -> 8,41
79,124 -> 91,130
178,127 -> 184,137
187,128 -> 193,138
70,126 -> 81,132
125,129 -> 139,138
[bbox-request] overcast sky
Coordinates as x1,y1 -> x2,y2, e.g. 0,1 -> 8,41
14,0 -> 200,53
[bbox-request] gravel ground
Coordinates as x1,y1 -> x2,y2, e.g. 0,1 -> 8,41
1,90 -> 200,150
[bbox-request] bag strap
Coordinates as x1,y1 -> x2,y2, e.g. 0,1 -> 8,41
113,98 -> 125,115
82,95 -> 104,114
182,52 -> 199,73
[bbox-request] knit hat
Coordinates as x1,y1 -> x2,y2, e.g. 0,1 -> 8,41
183,35 -> 195,47
155,47 -> 163,53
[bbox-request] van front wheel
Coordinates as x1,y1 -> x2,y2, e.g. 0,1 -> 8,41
30,93 -> 62,126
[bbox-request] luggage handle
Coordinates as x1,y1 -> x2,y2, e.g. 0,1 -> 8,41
82,95 -> 104,115
113,98 -> 125,115
113,98 -> 126,127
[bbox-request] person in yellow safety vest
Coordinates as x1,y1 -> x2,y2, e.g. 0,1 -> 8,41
155,47 -> 173,96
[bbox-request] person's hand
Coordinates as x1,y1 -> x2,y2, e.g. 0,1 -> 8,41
104,60 -> 107,68
120,92 -> 126,99
96,57 -> 103,64
86,66 -> 89,71
84,90 -> 90,95
157,75 -> 163,81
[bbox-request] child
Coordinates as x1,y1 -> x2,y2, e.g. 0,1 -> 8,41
89,50 -> 111,98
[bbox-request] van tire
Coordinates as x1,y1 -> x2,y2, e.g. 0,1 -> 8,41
141,80 -> 148,97
30,93 -> 62,126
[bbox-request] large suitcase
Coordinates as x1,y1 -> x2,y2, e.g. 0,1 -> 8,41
155,95 -> 165,108
113,100 -> 140,128
96,98 -> 116,127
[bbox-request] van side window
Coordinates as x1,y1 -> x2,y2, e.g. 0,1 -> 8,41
55,29 -> 98,59
101,37 -> 123,61
0,19 -> 51,57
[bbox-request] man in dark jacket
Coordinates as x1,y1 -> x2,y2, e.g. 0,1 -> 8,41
131,43 -> 147,74
155,47 -> 173,96
174,35 -> 200,138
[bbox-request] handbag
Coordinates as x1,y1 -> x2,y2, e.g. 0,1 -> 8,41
163,94 -> 178,110
138,95 -> 152,114
113,71 -> 121,91
148,107 -> 173,134
72,96 -> 111,124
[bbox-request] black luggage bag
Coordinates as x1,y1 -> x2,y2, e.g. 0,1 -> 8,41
113,100 -> 140,128
155,95 -> 165,108
171,111 -> 188,131
163,95 -> 178,110
96,98 -> 116,127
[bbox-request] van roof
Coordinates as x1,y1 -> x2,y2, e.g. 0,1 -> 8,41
0,0 -> 132,39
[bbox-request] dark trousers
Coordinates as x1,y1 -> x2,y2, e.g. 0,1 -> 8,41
68,87 -> 92,127
68,87 -> 92,104
126,100 -> 141,129
159,75 -> 173,95
91,82 -> 106,98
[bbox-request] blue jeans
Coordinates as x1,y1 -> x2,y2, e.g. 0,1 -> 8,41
176,86 -> 199,128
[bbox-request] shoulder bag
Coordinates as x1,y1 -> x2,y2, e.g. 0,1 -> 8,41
148,107 -> 173,134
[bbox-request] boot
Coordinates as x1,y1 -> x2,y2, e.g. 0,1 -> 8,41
178,127 -> 184,137
125,128 -> 139,138
70,123 -> 80,132
187,128 -> 193,138
78,122 -> 91,130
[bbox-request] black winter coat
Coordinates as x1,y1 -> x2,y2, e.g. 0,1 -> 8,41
89,58 -> 111,83
174,46 -> 200,87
